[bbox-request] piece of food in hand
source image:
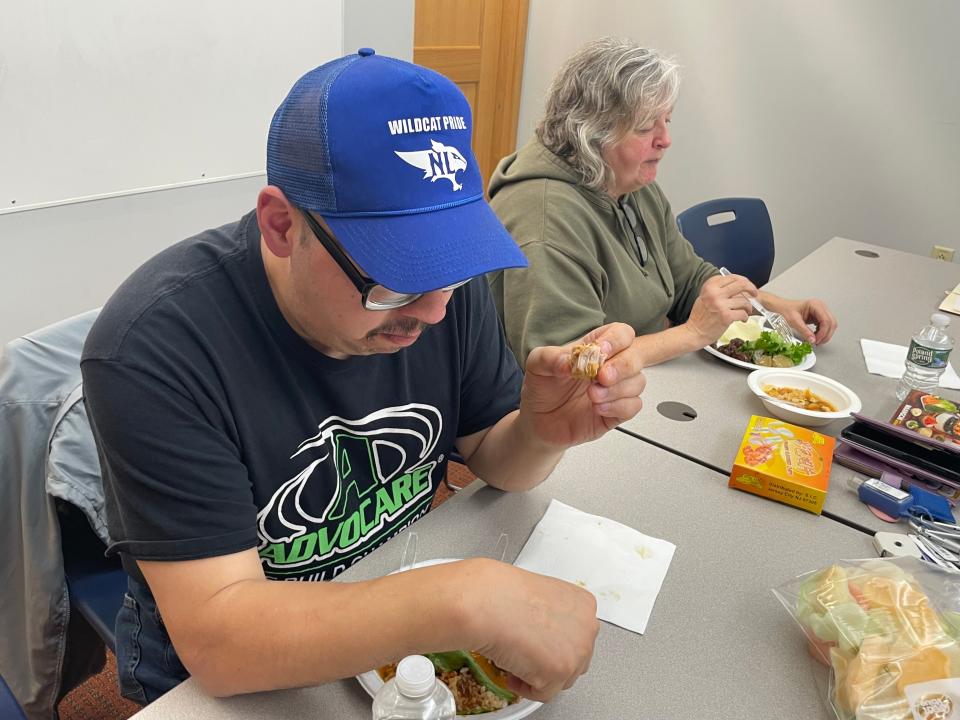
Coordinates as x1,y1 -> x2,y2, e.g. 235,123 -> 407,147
378,650 -> 518,714
570,342 -> 605,379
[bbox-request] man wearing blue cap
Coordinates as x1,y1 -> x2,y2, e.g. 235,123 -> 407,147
82,50 -> 645,706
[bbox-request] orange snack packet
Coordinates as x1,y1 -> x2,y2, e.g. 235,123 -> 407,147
729,415 -> 835,514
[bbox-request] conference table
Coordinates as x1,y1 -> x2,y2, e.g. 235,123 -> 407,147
129,237 -> 950,719
131,430 -> 873,720
619,237 -> 960,534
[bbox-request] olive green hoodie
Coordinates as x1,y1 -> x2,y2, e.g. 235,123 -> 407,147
488,138 -> 716,365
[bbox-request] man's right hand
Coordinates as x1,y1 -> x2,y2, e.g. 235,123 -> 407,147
138,551 -> 598,701
683,273 -> 757,347
465,559 -> 599,703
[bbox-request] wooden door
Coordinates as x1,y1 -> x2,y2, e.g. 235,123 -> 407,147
414,0 -> 529,192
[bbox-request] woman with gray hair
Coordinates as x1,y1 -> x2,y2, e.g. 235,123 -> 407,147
488,37 -> 835,366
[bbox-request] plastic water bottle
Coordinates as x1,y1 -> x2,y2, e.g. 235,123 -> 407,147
372,655 -> 456,720
896,313 -> 954,400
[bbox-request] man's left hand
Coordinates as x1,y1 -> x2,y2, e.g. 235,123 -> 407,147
520,322 -> 645,448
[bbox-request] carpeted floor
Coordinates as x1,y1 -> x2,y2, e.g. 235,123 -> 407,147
58,652 -> 140,720
56,465 -> 476,719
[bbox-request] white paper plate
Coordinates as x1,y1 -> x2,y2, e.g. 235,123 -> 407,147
703,342 -> 817,371
356,558 -> 543,720
704,315 -> 816,372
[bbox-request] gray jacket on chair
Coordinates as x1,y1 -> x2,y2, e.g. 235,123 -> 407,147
0,309 -> 107,720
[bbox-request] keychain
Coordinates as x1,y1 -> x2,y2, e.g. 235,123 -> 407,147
848,475 -> 956,523
854,474 -> 960,569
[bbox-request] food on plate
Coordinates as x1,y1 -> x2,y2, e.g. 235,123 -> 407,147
795,560 -> 960,720
378,650 -> 518,714
716,317 -> 765,346
569,342 -> 605,379
715,331 -> 813,367
763,385 -> 838,413
717,337 -> 767,363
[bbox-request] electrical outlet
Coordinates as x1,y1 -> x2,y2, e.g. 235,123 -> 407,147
932,245 -> 955,262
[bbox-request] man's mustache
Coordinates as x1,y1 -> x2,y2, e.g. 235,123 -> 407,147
366,318 -> 429,339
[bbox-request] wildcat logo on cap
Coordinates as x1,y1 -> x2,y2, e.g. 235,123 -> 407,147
395,140 -> 467,191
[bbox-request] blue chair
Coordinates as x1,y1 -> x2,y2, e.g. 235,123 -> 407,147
676,197 -> 775,287
1,672 -> 27,720
59,501 -> 126,652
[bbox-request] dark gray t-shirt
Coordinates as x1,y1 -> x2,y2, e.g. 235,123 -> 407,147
81,210 -> 523,583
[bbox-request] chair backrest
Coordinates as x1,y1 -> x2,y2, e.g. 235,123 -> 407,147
59,500 -> 126,653
0,308 -> 124,716
0,672 -> 27,720
676,197 -> 775,286
37,317 -> 125,653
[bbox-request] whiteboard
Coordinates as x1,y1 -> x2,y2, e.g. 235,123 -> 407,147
0,0 -> 344,212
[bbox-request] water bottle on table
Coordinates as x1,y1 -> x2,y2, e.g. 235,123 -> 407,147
372,655 -> 456,720
896,313 -> 954,400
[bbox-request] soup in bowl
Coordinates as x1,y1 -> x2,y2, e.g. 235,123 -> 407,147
747,369 -> 861,427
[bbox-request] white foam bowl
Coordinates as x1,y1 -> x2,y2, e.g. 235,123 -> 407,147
746,368 -> 862,427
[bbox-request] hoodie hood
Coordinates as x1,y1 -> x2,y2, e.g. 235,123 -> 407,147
488,139 -> 612,208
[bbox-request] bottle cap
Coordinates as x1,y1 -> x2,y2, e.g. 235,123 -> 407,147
395,655 -> 436,698
932,313 -> 950,327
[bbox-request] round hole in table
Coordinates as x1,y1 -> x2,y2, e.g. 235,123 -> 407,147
855,250 -> 880,258
656,401 -> 698,421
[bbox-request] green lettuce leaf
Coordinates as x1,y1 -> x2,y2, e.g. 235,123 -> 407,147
739,331 -> 812,365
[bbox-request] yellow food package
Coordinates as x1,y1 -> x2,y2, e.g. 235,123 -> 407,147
729,415 -> 834,514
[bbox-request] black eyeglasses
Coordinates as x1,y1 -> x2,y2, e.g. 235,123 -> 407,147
619,199 -> 648,266
300,209 -> 470,310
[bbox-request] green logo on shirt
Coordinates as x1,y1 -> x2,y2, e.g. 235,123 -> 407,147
256,404 -> 443,579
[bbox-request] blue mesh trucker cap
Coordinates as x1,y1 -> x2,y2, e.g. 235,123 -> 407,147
266,48 -> 528,294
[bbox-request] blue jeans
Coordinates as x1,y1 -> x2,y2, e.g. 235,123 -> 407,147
115,575 -> 189,705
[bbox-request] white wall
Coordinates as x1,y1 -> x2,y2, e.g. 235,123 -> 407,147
0,1 -> 343,212
518,0 -> 960,276
0,0 -> 414,345
0,177 -> 265,344
343,0 -> 414,61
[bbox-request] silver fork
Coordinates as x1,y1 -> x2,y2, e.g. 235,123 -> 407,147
718,267 -> 798,345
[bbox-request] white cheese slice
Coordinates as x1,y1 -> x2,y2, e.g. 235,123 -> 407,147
717,315 -> 765,346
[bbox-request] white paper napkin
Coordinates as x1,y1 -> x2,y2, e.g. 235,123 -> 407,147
513,499 -> 675,635
860,338 -> 960,389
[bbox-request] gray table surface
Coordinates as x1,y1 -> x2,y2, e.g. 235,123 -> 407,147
131,430 -> 874,720
618,237 -> 960,533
